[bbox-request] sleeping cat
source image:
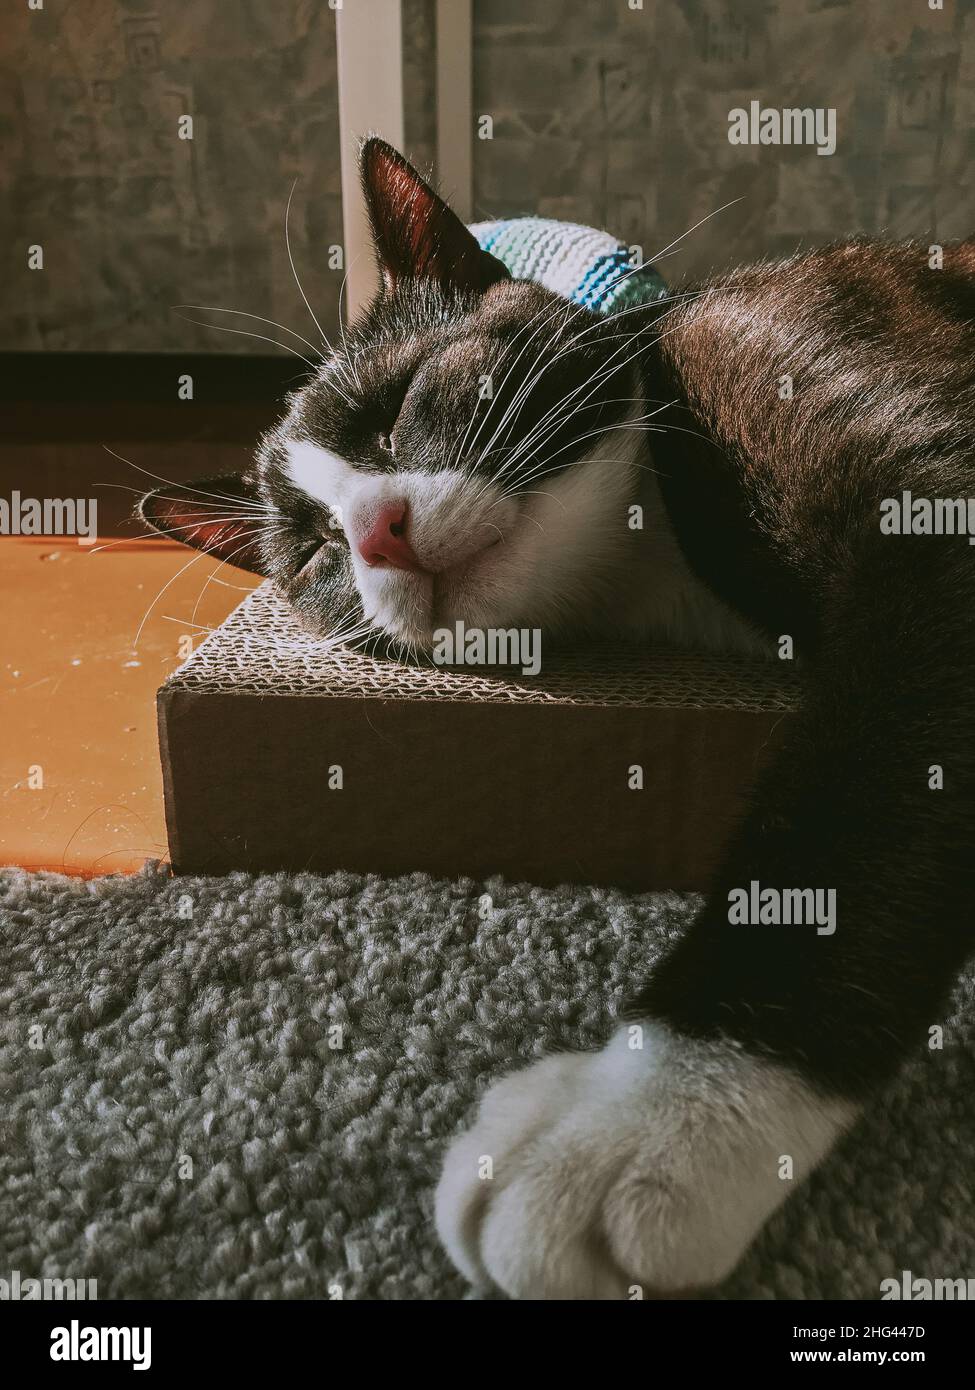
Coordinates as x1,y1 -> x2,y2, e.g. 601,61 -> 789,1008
141,138 -> 975,1298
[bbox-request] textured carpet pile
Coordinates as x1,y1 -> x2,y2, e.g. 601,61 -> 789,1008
1,865 -> 973,1300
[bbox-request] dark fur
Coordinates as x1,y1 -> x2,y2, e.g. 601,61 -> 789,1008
630,239 -> 975,1097
142,142 -> 975,1108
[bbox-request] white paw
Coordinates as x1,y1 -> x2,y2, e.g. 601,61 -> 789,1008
435,1024 -> 856,1299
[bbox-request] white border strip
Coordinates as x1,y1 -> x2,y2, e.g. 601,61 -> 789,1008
335,0 -> 405,319
435,0 -> 473,221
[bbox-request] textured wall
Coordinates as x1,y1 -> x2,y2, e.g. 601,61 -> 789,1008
403,0 -> 437,180
8,0 -> 975,353
472,0 -> 975,282
7,0 -> 343,355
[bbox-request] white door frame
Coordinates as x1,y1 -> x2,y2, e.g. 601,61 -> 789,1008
335,0 -> 473,319
436,0 -> 473,221
335,0 -> 405,319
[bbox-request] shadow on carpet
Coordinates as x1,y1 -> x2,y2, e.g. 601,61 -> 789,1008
1,865 -> 972,1299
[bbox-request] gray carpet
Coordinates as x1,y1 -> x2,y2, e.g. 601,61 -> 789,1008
1,864 -> 973,1300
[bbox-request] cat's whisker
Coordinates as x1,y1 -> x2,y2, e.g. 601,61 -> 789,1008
485,496 -> 552,532
132,512 -> 284,648
172,313 -> 320,369
503,390 -> 670,472
331,357 -> 359,395
285,177 -> 335,354
490,341 -> 649,481
324,612 -> 382,655
503,313 -> 666,451
133,500 -> 274,525
640,420 -> 726,449
188,526 -> 287,626
493,446 -> 666,510
335,251 -> 368,388
188,571 -> 256,593
540,281 -> 742,365
454,293 -> 570,481
517,198 -> 741,339
311,595 -> 379,651
93,479 -> 268,511
160,614 -> 220,631
479,300 -> 578,452
132,543 -> 218,650
637,196 -> 747,271
500,394 -> 676,472
500,299 -> 715,472
465,297 -> 577,471
171,304 -> 327,362
503,405 -> 670,493
494,399 -> 672,499
87,534 -> 142,556
101,448 -> 270,509
502,433 -> 668,501
494,444 -> 629,509
461,304 -> 585,503
141,511 -> 273,530
470,292 -> 637,477
523,283 -> 733,390
88,513 -> 273,558
309,365 -> 357,411
469,277 -> 730,468
453,338 -> 508,474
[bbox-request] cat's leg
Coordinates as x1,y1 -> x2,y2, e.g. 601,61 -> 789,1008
435,1021 -> 855,1299
436,635 -> 975,1298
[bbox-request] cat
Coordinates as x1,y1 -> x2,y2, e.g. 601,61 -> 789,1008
141,138 -> 975,1299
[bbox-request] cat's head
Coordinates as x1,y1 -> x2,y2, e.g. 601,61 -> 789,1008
140,139 -> 649,653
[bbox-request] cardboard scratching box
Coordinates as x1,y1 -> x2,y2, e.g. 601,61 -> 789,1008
157,583 -> 800,890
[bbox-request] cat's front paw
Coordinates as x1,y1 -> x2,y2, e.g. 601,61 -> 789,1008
435,1024 -> 855,1299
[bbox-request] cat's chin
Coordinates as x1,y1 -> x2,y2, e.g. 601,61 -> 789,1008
362,545 -> 526,655
372,600 -> 531,660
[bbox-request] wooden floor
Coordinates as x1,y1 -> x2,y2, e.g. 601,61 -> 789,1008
0,535 -> 259,875
1,360 -> 288,875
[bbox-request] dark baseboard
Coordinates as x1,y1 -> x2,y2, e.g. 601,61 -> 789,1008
0,352 -> 307,405
0,353 -> 307,530
0,352 -> 308,449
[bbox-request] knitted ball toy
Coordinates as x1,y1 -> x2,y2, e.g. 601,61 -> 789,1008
471,216 -> 669,315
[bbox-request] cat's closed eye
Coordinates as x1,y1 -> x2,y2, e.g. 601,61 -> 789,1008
294,540 -> 324,575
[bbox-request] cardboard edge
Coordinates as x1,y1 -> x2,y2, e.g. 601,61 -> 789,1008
156,685 -> 186,873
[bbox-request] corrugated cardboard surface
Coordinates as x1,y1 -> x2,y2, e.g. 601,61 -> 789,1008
158,584 -> 800,888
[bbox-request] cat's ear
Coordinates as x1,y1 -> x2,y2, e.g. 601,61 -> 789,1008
138,473 -> 270,575
360,137 -> 509,295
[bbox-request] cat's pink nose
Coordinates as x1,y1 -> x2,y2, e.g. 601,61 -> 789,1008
357,503 -> 424,572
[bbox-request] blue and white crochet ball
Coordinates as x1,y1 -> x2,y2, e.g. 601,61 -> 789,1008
471,216 -> 669,316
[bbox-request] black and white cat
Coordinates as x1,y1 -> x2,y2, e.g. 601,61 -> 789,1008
142,139 -> 975,1298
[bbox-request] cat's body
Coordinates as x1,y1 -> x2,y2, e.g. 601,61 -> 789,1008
142,142 -> 975,1298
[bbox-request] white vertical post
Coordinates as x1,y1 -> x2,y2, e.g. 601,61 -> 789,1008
436,0 -> 473,220
335,0 -> 405,320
